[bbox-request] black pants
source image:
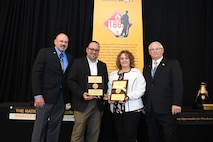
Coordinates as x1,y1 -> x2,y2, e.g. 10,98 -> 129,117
145,112 -> 178,142
113,111 -> 142,142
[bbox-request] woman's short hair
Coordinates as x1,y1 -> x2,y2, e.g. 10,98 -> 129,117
116,50 -> 135,69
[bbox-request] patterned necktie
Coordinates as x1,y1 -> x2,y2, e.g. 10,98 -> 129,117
152,61 -> 158,77
59,53 -> 64,72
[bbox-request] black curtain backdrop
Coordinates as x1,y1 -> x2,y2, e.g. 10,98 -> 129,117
0,0 -> 213,107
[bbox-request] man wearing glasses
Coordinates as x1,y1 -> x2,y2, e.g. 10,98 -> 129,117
67,41 -> 108,142
143,41 -> 183,142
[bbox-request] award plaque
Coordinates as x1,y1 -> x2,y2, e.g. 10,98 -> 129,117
87,76 -> 103,96
110,80 -> 128,101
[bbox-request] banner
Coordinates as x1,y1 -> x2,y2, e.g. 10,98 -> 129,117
93,0 -> 143,74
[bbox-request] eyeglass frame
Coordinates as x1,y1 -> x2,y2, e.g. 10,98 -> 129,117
88,47 -> 100,52
148,48 -> 163,51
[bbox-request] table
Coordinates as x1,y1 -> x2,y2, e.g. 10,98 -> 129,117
1,103 -> 213,142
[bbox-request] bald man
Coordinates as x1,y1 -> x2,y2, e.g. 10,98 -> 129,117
31,33 -> 74,142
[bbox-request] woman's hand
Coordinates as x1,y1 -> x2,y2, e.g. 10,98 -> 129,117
118,96 -> 129,104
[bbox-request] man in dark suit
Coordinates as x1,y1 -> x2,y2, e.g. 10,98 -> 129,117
143,41 -> 183,142
67,41 -> 108,142
31,33 -> 73,142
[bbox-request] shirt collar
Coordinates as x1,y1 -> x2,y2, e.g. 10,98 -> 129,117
86,57 -> 98,64
152,56 -> 163,64
55,47 -> 65,57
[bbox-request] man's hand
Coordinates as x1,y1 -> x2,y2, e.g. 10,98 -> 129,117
83,92 -> 99,100
171,105 -> 181,115
34,96 -> 45,108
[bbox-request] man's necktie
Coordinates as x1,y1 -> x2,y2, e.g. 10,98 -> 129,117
152,61 -> 158,77
59,53 -> 64,72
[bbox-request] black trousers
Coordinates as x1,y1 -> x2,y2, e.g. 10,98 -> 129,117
145,112 -> 178,142
113,111 -> 142,142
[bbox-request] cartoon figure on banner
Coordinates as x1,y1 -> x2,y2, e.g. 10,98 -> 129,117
104,10 -> 132,38
120,10 -> 130,37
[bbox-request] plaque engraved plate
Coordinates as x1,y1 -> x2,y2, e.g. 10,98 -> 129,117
110,80 -> 128,101
87,76 -> 103,96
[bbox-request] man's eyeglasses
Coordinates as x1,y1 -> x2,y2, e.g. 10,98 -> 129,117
88,48 -> 99,52
149,48 -> 163,51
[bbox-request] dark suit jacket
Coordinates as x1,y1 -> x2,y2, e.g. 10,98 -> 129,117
32,47 -> 73,104
67,57 -> 108,112
143,58 -> 183,114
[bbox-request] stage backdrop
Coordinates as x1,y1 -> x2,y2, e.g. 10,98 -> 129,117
93,0 -> 143,74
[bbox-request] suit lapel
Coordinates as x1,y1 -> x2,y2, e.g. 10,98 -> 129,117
84,57 -> 91,75
97,61 -> 101,75
153,58 -> 166,79
51,48 -> 59,61
63,52 -> 72,74
146,62 -> 153,80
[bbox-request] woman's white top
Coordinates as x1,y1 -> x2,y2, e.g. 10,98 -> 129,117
107,68 -> 146,112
